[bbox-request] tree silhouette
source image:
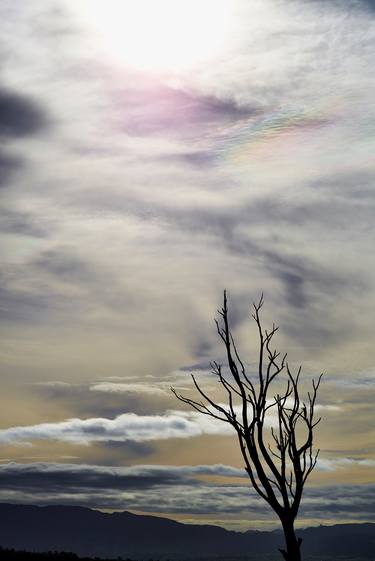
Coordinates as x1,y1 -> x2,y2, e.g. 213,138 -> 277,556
172,291 -> 322,561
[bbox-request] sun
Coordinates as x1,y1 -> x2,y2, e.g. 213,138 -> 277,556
77,0 -> 232,73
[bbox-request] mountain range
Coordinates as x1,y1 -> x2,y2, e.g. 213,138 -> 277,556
0,503 -> 373,560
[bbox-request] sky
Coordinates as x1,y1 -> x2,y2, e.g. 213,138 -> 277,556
0,0 -> 374,531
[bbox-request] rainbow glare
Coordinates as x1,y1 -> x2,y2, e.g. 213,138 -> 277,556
212,105 -> 337,164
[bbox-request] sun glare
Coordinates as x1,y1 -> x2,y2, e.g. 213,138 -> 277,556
79,0 -> 232,72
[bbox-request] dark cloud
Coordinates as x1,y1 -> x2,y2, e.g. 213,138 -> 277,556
277,271 -> 306,308
358,0 -> 375,11
179,362 -> 212,372
306,0 -> 375,15
0,152 -> 23,188
177,151 -> 217,167
261,248 -> 349,310
0,255 -> 102,325
0,286 -> 62,324
191,339 -> 214,360
158,150 -> 217,168
0,462 -> 244,495
312,170 -> 375,202
33,250 -> 92,282
0,89 -> 48,139
1,245 -> 160,327
0,463 -> 197,493
102,440 -> 155,459
0,208 -> 46,237
0,462 -> 373,522
0,463 -> 251,514
0,251 -> 103,326
300,484 -> 375,519
0,86 -> 49,191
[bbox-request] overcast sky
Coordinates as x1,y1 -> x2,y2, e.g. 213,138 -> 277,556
0,0 -> 374,530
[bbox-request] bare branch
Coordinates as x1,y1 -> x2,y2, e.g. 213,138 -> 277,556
172,290 -> 323,561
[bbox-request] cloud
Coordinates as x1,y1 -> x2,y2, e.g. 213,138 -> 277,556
0,286 -> 64,324
0,461 -> 245,492
0,88 -> 48,138
90,190 -> 365,346
317,457 -> 375,472
165,150 -> 217,168
90,383 -> 168,396
0,208 -> 46,237
32,380 -> 176,418
0,85 -> 49,193
0,462 -> 265,517
358,0 -> 375,11
115,85 -> 256,138
330,372 -> 375,390
0,462 -> 373,523
1,246 -> 136,326
300,484 -> 375,519
33,249 -> 92,282
0,152 -> 23,188
0,410 -> 233,446
314,403 -> 341,412
0,398 -> 343,446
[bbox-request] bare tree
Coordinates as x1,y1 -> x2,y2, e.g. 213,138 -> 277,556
172,291 -> 322,561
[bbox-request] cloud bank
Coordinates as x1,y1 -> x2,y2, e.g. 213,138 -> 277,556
0,411 -> 233,445
0,462 -> 373,526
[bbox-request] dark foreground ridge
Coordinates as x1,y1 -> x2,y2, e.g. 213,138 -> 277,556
0,548 -> 138,560
0,504 -> 373,560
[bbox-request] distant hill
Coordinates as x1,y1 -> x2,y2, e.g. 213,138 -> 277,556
0,503 -> 373,560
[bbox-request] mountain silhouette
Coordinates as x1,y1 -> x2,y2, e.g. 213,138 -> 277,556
0,503 -> 373,559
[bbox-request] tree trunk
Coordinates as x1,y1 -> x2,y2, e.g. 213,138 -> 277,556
278,517 -> 303,561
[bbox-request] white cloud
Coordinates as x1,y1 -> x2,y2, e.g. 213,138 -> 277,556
0,410 -> 233,446
317,457 -> 375,472
89,383 -> 168,395
314,404 -> 341,412
0,402 -> 343,446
